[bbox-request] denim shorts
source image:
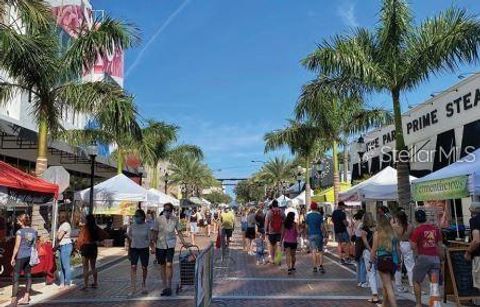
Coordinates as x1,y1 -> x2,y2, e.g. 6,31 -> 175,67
335,231 -> 350,243
309,235 -> 324,251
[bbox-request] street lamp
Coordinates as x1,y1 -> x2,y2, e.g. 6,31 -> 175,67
86,143 -> 98,215
137,166 -> 144,186
313,159 -> 325,189
356,136 -> 367,176
164,171 -> 169,194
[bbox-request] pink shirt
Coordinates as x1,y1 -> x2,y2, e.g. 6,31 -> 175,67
283,226 -> 298,243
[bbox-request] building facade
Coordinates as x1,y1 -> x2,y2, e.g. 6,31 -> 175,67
349,73 -> 480,224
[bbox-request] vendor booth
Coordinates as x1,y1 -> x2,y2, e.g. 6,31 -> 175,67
411,149 -> 480,305
74,174 -> 148,215
0,161 -> 59,281
291,190 -> 314,206
74,174 -> 149,247
339,166 -> 416,219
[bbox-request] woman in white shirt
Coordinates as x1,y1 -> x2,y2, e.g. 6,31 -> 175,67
127,209 -> 151,297
57,211 -> 73,287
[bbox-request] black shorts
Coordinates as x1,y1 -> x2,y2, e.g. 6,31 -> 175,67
156,248 -> 175,265
223,229 -> 233,239
80,243 -> 98,259
246,227 -> 256,240
268,233 -> 281,245
283,242 -> 298,250
130,248 -> 149,267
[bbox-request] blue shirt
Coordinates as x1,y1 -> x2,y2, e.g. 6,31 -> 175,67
16,227 -> 37,259
306,211 -> 323,236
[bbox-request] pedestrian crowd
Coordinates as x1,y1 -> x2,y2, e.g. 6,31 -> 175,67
7,199 -> 480,307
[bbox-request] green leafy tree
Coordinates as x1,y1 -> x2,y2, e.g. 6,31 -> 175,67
234,179 -> 265,204
168,156 -> 218,198
0,2 -> 138,176
264,119 -> 327,207
297,78 -> 391,205
302,0 -> 480,207
203,191 -> 232,205
257,156 -> 294,198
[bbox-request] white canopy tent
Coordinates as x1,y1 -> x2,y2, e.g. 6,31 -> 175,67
339,166 -> 417,201
74,174 -> 148,215
147,188 -> 180,207
292,190 -> 314,206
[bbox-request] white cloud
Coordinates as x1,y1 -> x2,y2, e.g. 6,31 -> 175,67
337,0 -> 359,28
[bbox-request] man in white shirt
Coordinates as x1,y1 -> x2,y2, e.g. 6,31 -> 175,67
151,203 -> 189,297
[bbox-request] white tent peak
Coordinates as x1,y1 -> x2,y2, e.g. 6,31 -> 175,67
340,166 -> 416,201
75,174 -> 147,203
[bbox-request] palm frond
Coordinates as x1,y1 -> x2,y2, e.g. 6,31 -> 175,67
402,7 -> 480,89
3,0 -> 53,32
62,15 -> 139,77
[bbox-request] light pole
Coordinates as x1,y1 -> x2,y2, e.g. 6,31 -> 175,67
164,172 -> 169,194
356,136 -> 367,177
313,159 -> 325,189
137,166 -> 144,186
87,143 -> 98,215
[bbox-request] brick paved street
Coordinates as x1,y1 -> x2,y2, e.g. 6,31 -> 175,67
5,226 -> 439,307
3,218 -> 422,307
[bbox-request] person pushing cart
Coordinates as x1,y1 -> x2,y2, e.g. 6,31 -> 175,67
151,202 -> 190,297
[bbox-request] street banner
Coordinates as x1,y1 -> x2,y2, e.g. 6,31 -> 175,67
412,175 -> 469,201
93,201 -> 139,216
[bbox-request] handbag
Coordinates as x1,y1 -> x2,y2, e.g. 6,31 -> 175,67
29,244 -> 40,267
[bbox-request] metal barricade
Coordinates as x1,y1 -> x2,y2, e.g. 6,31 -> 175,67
194,242 -> 214,307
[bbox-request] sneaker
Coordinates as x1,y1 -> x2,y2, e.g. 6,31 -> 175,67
357,282 -> 363,287
396,286 -> 408,293
313,267 -> 318,273
319,266 -> 325,274
361,282 -> 370,288
287,269 -> 293,275
341,259 -> 346,265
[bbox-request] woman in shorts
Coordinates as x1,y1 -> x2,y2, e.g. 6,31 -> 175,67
127,209 -> 151,297
246,208 -> 257,255
282,212 -> 299,275
189,208 -> 200,245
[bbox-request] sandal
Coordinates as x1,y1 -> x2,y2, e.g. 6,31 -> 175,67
18,298 -> 29,305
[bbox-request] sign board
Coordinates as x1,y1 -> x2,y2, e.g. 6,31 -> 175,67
93,201 -> 139,216
195,243 -> 214,307
445,247 -> 480,305
412,176 -> 469,201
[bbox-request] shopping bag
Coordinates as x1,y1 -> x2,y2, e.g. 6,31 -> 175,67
274,249 -> 283,265
30,246 -> 40,267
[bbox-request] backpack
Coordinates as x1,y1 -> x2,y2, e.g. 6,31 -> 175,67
270,209 -> 283,233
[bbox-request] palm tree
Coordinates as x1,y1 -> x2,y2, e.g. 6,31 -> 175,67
264,119 -> 327,207
139,120 -> 203,188
302,0 -> 480,207
257,157 -> 294,198
0,2 -> 138,176
168,156 -> 218,198
297,78 -> 391,205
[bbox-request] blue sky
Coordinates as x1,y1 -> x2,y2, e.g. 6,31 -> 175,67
93,0 -> 480,186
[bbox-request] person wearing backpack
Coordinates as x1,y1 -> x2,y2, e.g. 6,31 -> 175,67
265,200 -> 284,264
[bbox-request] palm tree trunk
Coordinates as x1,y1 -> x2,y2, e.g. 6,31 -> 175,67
35,118 -> 49,177
343,146 -> 349,182
392,89 -> 412,212
305,157 -> 311,208
150,165 -> 158,189
117,150 -> 124,175
332,140 -> 340,207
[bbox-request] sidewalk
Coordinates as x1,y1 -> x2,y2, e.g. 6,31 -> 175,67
0,247 -> 126,306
